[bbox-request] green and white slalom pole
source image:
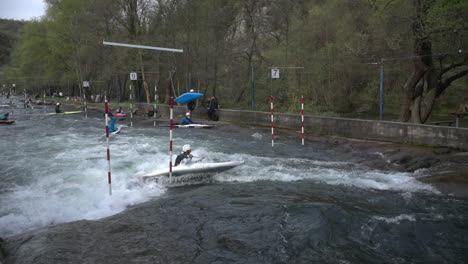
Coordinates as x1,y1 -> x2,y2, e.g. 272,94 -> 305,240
130,84 -> 133,127
270,96 -> 275,147
154,84 -> 158,127
301,96 -> 305,145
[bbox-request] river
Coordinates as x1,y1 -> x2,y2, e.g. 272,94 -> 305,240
0,99 -> 467,263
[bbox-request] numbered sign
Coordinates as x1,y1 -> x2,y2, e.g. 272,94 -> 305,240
130,72 -> 138,80
271,69 -> 280,79
83,81 -> 90,88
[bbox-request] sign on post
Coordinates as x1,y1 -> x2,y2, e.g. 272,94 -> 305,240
271,69 -> 280,79
130,72 -> 138,80
83,81 -> 90,88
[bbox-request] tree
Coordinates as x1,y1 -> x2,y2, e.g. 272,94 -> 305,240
399,0 -> 468,123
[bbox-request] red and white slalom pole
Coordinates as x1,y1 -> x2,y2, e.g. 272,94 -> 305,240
104,100 -> 113,195
270,96 -> 275,147
301,96 -> 305,145
169,97 -> 174,183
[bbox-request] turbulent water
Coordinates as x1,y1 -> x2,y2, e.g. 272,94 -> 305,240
1,98 -> 467,263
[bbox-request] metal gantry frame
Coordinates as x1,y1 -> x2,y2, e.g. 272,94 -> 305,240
102,40 -> 184,190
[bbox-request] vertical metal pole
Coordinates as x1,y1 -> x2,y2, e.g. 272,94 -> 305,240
43,90 -> 46,109
379,60 -> 385,121
104,100 -> 112,196
169,97 -> 174,183
270,96 -> 275,147
252,64 -> 255,111
130,84 -> 133,127
188,73 -> 192,91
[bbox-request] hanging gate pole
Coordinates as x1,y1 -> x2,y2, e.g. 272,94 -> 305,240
270,96 -> 275,147
301,96 -> 305,145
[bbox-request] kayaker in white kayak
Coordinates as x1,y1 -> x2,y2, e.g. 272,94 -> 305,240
181,112 -> 196,125
107,112 -> 116,133
175,144 -> 193,166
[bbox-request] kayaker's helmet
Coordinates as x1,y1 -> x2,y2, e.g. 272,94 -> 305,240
186,112 -> 191,117
56,103 -> 61,106
183,144 -> 191,152
190,89 -> 194,92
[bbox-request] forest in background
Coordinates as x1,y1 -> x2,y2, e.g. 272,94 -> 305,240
0,0 -> 467,123
0,19 -> 25,66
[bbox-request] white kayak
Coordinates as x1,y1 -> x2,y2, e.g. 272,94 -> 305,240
141,160 -> 244,184
103,126 -> 121,136
175,124 -> 215,129
111,126 -> 122,135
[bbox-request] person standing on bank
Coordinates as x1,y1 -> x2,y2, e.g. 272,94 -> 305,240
187,89 -> 196,113
181,112 -> 196,124
175,144 -> 193,166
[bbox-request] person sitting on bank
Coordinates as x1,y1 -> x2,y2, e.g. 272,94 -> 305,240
0,112 -> 10,120
55,102 -> 63,113
175,144 -> 193,166
181,112 -> 196,124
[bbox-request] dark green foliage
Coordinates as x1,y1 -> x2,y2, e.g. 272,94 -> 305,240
2,0 -> 467,122
0,19 -> 26,65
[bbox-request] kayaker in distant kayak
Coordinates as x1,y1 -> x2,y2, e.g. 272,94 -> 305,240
114,106 -> 126,117
108,113 -> 116,133
181,112 -> 196,124
0,112 -> 9,120
175,144 -> 193,166
55,103 -> 63,113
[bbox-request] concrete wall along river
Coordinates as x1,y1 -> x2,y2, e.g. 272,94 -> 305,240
146,103 -> 468,150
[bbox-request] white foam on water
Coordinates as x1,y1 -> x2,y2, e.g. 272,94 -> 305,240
372,214 -> 416,224
0,126 -> 168,237
251,132 -> 263,140
0,109 -> 440,237
214,153 -> 438,193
